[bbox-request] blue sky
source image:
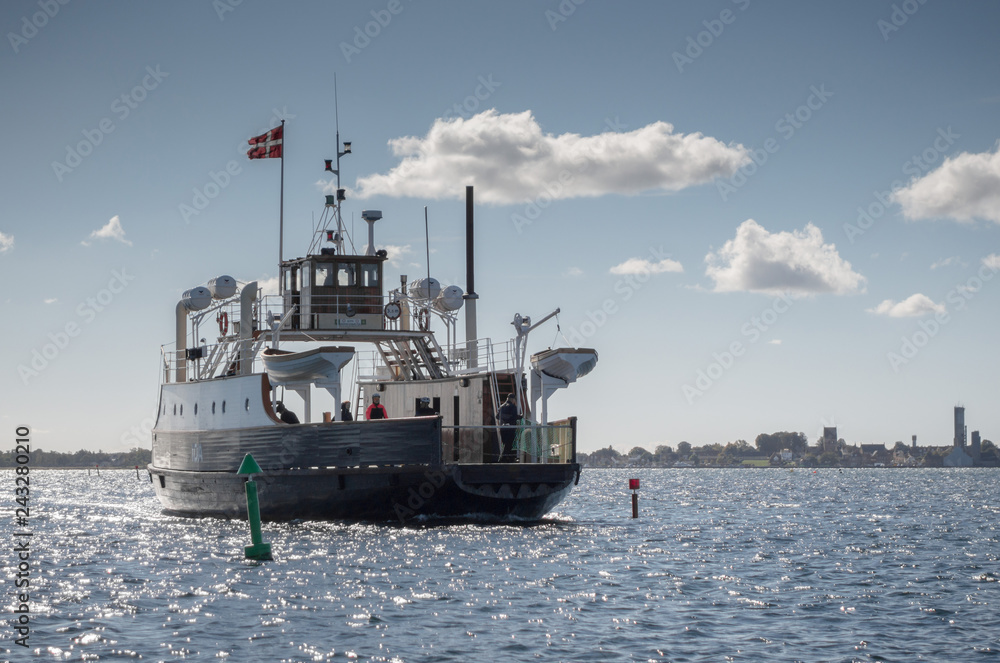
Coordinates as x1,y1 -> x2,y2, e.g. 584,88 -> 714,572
2,1 -> 999,454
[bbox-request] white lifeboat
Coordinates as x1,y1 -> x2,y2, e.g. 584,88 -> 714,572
530,347 -> 598,384
261,346 -> 355,386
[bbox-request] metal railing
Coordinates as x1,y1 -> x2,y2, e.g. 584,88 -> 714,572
441,419 -> 576,465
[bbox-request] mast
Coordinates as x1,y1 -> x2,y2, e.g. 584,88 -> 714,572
278,119 -> 285,292
324,75 -> 351,255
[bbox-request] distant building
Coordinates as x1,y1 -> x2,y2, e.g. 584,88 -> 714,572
912,434 -> 917,449
823,427 -> 837,452
971,430 -> 982,462
944,445 -> 974,467
954,406 -> 967,447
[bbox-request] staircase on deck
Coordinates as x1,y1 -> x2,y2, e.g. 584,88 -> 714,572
374,333 -> 450,381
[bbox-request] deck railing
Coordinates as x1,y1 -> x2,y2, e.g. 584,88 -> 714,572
441,418 -> 577,465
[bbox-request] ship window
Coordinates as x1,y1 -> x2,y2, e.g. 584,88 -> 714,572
180,404 -> 184,416
315,264 -> 333,287
173,404 -> 177,416
194,403 -> 198,415
337,263 -> 357,287
245,398 -> 250,412
361,263 -> 379,288
212,402 -> 216,415
222,400 -> 226,413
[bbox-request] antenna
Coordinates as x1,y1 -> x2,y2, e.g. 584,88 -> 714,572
322,74 -> 351,255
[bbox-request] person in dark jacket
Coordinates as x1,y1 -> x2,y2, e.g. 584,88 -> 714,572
498,393 -> 520,463
365,394 -> 388,420
275,401 -> 300,424
341,401 -> 353,422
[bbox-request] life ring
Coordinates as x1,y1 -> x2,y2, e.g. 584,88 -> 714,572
217,312 -> 229,336
417,308 -> 430,332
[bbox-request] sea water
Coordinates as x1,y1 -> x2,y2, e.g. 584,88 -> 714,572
2,468 -> 998,662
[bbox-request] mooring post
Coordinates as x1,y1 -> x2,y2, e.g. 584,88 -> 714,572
135,465 -> 140,479
96,464 -> 100,477
237,453 -> 273,561
629,478 -> 639,518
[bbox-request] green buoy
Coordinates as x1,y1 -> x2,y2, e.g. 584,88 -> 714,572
237,453 -> 273,561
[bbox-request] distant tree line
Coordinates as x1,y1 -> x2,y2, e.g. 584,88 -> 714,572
579,433 -> 998,468
0,447 -> 151,468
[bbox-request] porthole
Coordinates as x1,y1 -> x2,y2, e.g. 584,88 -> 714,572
222,401 -> 226,414
194,403 -> 198,415
212,402 -> 216,415
245,398 -> 250,412
173,404 -> 177,416
180,404 -> 184,416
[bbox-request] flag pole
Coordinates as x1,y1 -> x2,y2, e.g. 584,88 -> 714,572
278,119 -> 285,296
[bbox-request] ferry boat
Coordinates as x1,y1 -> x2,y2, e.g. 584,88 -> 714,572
148,128 -> 597,522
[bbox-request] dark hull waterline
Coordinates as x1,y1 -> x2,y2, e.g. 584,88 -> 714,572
149,462 -> 581,522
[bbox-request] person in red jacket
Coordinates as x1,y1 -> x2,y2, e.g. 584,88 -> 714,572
365,394 -> 388,420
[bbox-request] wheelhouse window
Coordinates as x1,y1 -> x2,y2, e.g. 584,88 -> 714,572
315,264 -> 333,287
361,263 -> 379,288
337,263 -> 357,287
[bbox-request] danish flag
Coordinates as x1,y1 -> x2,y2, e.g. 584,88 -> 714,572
247,125 -> 283,159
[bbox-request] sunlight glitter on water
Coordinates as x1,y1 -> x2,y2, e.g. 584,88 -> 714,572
2,468 -> 999,661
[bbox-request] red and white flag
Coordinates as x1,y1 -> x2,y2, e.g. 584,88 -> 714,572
247,125 -> 283,159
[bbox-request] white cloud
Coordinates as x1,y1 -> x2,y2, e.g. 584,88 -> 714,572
378,244 -> 413,268
255,276 -> 279,296
83,215 -> 132,246
894,143 -> 1000,224
44,298 -> 58,304
564,266 -> 584,278
867,293 -> 945,318
930,256 -> 964,270
983,253 -> 1000,272
344,110 -> 750,204
0,231 -> 12,254
705,220 -> 866,296
768,339 -> 782,345
609,257 -> 684,275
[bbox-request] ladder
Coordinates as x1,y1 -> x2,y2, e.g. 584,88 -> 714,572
374,334 -> 450,380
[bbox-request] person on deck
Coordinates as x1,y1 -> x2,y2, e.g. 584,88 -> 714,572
498,393 -> 520,463
341,401 -> 353,422
275,402 -> 300,424
366,394 -> 388,420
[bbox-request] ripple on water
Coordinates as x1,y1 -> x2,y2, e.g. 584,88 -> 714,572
3,468 -> 1000,661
